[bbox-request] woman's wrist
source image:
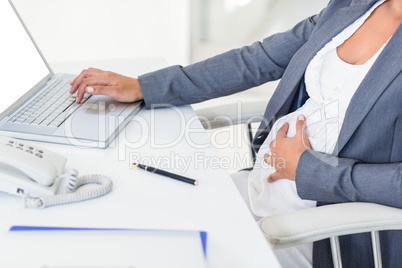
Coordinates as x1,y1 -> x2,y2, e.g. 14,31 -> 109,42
132,78 -> 144,101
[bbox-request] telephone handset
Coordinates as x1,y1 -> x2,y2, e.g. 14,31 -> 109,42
0,136 -> 113,208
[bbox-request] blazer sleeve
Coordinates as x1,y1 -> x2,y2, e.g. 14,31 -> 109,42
295,150 -> 402,209
138,11 -> 328,109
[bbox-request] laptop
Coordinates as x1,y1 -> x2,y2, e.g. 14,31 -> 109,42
0,0 -> 143,148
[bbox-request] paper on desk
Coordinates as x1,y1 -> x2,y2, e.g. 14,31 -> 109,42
0,226 -> 208,268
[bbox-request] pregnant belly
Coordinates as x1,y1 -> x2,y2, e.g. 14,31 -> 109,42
248,99 -> 342,216
264,98 -> 343,155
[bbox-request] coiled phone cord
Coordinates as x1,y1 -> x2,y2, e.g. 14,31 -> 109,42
24,170 -> 113,209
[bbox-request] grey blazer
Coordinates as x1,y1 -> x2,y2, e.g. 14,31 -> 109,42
139,0 -> 402,266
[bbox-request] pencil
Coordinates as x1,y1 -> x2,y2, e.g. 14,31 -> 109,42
133,163 -> 199,186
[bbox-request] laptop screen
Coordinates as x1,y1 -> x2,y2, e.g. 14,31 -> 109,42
0,1 -> 50,116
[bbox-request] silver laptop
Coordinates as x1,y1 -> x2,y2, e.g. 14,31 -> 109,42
0,0 -> 143,148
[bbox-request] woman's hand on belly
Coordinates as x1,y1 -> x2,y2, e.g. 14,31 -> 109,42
264,115 -> 311,182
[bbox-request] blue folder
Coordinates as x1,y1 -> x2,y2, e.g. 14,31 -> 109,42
10,225 -> 208,257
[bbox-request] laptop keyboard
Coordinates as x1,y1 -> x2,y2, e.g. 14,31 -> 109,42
9,79 -> 91,127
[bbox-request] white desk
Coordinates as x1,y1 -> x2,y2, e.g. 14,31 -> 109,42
0,59 -> 280,268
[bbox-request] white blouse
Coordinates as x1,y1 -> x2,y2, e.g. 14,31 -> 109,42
247,0 -> 387,217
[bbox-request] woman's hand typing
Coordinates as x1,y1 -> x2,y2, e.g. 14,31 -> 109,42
264,115 -> 311,182
69,68 -> 143,103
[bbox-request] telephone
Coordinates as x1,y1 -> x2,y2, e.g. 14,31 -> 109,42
0,136 -> 113,208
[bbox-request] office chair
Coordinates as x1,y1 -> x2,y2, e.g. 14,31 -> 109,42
258,202 -> 402,268
193,90 -> 402,268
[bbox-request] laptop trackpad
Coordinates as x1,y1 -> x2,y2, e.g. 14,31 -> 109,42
85,96 -> 126,115
63,96 -> 129,141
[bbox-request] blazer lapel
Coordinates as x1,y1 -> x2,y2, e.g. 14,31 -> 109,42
335,24 -> 402,155
263,1 -> 378,125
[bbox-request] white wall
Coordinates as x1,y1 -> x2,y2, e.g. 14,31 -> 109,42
191,0 -> 328,62
206,0 -> 328,45
11,0 -> 190,66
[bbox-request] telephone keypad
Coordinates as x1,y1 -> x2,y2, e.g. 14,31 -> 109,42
0,135 -> 67,187
5,139 -> 45,158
